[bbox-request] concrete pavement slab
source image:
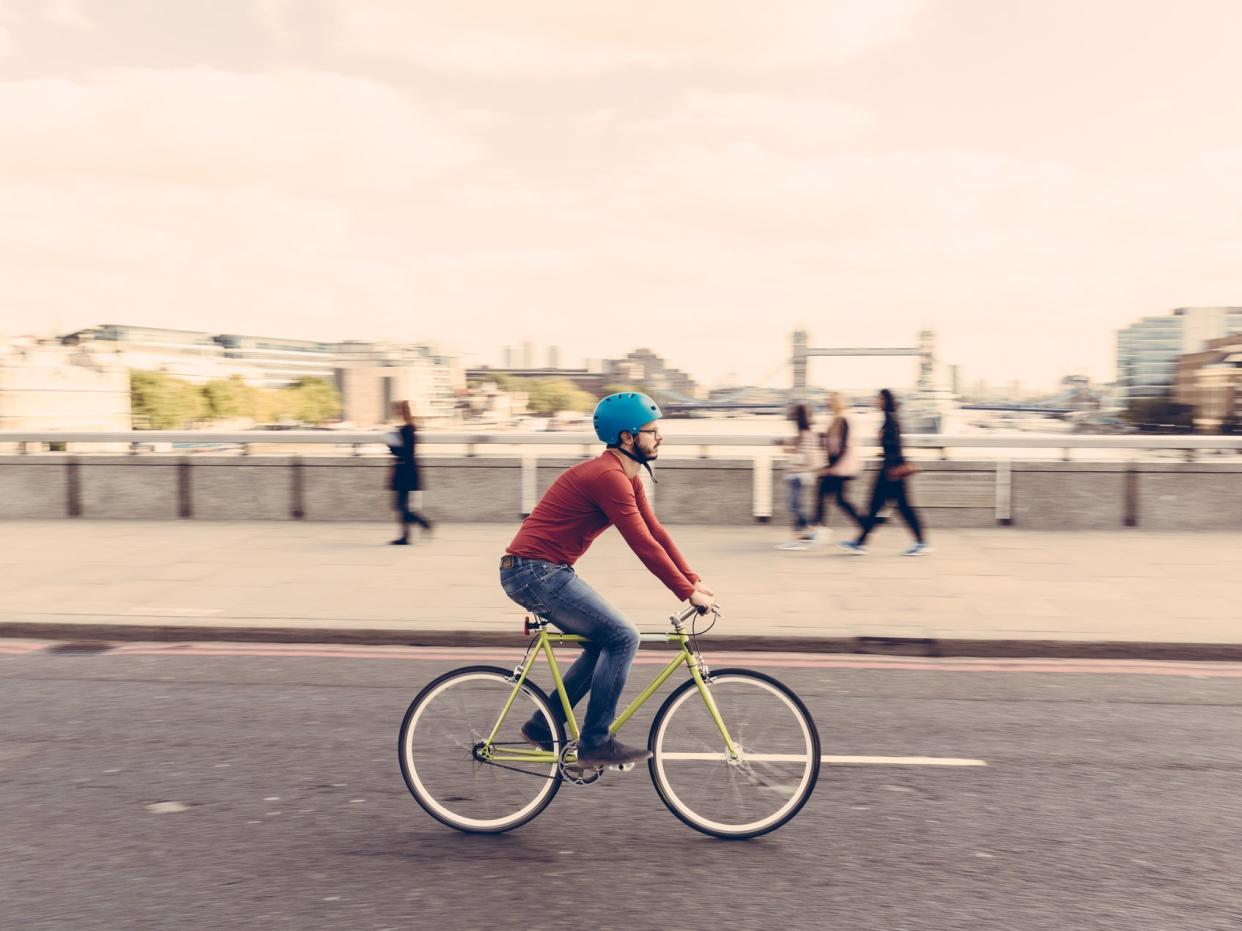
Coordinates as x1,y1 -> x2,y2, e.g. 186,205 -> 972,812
1,520 -> 1240,658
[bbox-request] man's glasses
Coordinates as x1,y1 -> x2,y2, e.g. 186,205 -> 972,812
636,428 -> 661,439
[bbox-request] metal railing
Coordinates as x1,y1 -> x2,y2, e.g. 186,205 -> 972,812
2,430 -> 1241,459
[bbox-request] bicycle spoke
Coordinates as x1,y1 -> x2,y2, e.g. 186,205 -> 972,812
399,668 -> 562,833
650,670 -> 819,839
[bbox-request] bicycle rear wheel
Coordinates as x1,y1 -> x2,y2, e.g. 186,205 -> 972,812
398,665 -> 563,834
648,668 -> 820,839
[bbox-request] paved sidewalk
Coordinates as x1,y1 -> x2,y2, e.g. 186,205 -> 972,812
1,521 -> 1239,658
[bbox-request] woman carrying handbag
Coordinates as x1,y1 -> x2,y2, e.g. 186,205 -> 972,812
838,389 -> 929,556
809,391 -> 864,541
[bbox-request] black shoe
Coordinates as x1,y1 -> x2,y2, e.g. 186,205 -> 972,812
521,720 -> 555,752
389,537 -> 410,545
576,738 -> 652,767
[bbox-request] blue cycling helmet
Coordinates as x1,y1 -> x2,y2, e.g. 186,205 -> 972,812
593,392 -> 662,446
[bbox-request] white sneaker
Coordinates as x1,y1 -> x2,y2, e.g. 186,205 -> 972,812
808,527 -> 832,544
776,540 -> 810,551
902,542 -> 931,557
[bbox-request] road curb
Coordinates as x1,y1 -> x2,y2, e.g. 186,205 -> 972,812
3,621 -> 1242,662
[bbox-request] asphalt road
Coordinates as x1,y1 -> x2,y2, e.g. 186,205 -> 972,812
2,643 -> 1241,930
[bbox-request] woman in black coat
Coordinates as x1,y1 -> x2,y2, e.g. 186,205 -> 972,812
839,389 -> 928,556
388,400 -> 433,545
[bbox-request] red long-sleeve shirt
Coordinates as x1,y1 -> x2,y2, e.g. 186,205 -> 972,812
506,452 -> 700,601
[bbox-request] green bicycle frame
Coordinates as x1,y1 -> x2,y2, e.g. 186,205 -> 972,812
481,625 -> 739,767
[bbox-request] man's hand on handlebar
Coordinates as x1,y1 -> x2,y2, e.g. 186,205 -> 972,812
689,590 -> 716,615
693,579 -> 715,598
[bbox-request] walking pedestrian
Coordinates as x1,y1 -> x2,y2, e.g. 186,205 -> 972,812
808,391 -> 863,541
776,403 -> 821,550
387,400 -> 434,545
838,389 -> 929,556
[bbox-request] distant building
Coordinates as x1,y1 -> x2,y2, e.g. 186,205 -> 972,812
1056,375 -> 1101,412
214,332 -> 336,388
0,338 -> 130,432
1175,333 -> 1242,431
335,343 -> 465,426
63,324 -> 335,388
500,341 -> 567,372
603,349 -> 699,401
1117,307 -> 1242,404
61,324 -> 464,427
63,325 -> 237,384
467,381 -> 529,422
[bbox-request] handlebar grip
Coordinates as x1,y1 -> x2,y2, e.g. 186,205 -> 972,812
682,602 -> 721,618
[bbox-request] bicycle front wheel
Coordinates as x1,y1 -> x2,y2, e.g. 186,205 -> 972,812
398,665 -> 563,834
649,668 -> 820,839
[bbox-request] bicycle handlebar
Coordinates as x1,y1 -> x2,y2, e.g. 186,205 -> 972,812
677,603 -> 722,622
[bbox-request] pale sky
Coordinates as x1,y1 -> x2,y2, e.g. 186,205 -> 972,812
2,0 -> 1240,390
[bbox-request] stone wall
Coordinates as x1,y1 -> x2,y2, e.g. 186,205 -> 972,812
1,454 -> 1239,528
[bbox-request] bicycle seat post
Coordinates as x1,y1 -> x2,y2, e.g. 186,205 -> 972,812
523,615 -> 550,637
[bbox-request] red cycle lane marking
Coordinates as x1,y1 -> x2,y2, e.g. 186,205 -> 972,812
0,640 -> 55,656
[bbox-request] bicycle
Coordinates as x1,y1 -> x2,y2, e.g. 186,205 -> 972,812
397,604 -> 821,839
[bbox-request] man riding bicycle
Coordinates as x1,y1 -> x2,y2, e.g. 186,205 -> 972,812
499,392 -> 716,768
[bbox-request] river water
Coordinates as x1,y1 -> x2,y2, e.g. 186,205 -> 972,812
417,411 -> 1218,463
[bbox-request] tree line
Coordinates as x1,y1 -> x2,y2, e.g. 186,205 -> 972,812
472,372 -> 648,415
131,371 -> 342,429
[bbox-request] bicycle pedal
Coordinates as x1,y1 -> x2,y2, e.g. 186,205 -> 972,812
607,762 -> 636,772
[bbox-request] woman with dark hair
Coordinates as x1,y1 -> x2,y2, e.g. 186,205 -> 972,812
387,400 -> 434,545
777,403 -> 822,550
839,389 -> 928,556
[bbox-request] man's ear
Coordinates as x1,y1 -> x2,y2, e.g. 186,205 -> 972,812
617,430 -> 634,448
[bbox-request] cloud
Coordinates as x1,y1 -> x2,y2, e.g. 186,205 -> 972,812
3,4 -> 1238,385
0,65 -> 491,342
252,0 -> 295,48
635,91 -> 872,147
0,0 -> 15,58
0,68 -> 484,193
317,0 -> 932,75
44,0 -> 91,29
625,142 -> 1081,236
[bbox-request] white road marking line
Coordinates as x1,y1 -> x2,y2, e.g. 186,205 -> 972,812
658,752 -> 987,766
825,755 -> 987,766
660,752 -> 808,762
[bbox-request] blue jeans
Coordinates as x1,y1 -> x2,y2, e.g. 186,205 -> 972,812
499,557 -> 640,748
785,474 -> 811,532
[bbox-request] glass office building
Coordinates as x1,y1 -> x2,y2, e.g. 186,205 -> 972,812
1117,307 -> 1242,404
